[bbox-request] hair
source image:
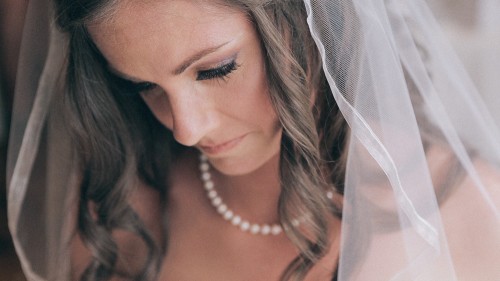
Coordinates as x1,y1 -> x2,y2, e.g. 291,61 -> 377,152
54,0 -> 348,280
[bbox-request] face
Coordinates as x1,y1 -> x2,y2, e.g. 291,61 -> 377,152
88,0 -> 282,175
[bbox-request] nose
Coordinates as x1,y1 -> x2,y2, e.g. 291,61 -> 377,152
168,91 -> 218,147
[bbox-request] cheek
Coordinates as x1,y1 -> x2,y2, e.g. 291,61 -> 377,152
229,64 -> 277,128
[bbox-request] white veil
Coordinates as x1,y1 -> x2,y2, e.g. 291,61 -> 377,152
8,0 -> 500,280
304,0 -> 500,279
7,0 -> 75,280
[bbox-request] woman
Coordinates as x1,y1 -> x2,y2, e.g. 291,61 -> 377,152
7,0 -> 500,280
63,1 -> 342,279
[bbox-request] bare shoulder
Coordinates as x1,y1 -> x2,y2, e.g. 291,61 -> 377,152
468,158 -> 500,198
444,158 -> 500,216
440,157 -> 500,280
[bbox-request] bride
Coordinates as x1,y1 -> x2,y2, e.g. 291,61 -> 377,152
7,0 -> 500,280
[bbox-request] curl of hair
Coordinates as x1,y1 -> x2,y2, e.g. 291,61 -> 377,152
235,1 -> 346,279
54,0 -> 347,280
55,0 -> 170,280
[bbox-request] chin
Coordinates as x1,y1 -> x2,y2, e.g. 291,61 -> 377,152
207,149 -> 280,176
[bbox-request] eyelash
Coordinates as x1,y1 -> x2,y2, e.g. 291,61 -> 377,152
196,60 -> 239,81
131,82 -> 156,93
119,59 -> 239,95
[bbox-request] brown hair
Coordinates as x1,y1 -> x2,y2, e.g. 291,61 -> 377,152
54,0 -> 347,280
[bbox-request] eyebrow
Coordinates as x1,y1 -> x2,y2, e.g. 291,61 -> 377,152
107,41 -> 231,82
172,41 -> 230,75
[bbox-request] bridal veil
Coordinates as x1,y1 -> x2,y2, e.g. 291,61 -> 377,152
8,0 -> 500,280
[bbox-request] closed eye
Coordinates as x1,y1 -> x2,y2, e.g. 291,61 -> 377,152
110,59 -> 239,95
111,74 -> 158,96
197,60 -> 239,81
130,81 -> 157,93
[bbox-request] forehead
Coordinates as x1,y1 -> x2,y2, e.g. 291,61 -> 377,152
94,0 -> 238,32
87,0 -> 250,75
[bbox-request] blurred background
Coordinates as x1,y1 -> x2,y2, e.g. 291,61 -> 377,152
0,0 -> 499,280
427,0 -> 500,127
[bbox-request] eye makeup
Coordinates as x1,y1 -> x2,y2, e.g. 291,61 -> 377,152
197,60 -> 237,81
196,58 -> 239,81
109,54 -> 241,96
128,81 -> 157,93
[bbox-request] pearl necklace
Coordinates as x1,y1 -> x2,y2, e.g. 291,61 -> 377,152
199,154 -> 335,236
199,154 -> 284,235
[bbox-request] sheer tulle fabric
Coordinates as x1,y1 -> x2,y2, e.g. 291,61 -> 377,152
7,1 -> 75,280
8,0 -> 500,280
429,0 -> 500,128
304,0 -> 500,279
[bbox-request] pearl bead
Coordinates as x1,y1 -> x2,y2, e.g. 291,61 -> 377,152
208,190 -> 217,199
261,225 -> 271,235
199,162 -> 210,172
217,204 -> 228,214
271,225 -> 282,235
212,197 -> 222,206
240,221 -> 250,231
201,172 -> 211,181
231,216 -> 241,226
327,191 -> 334,199
250,224 -> 261,234
204,181 -> 214,190
223,210 -> 233,220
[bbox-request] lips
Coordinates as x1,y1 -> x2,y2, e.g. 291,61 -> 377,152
199,134 -> 247,155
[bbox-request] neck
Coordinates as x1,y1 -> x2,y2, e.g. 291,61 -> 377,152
210,152 -> 282,224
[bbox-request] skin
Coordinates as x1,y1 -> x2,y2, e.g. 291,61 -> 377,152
75,1 -> 500,280
84,0 -> 341,280
89,0 -> 282,177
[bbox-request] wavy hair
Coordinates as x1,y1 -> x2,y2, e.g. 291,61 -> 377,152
54,0 -> 348,280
